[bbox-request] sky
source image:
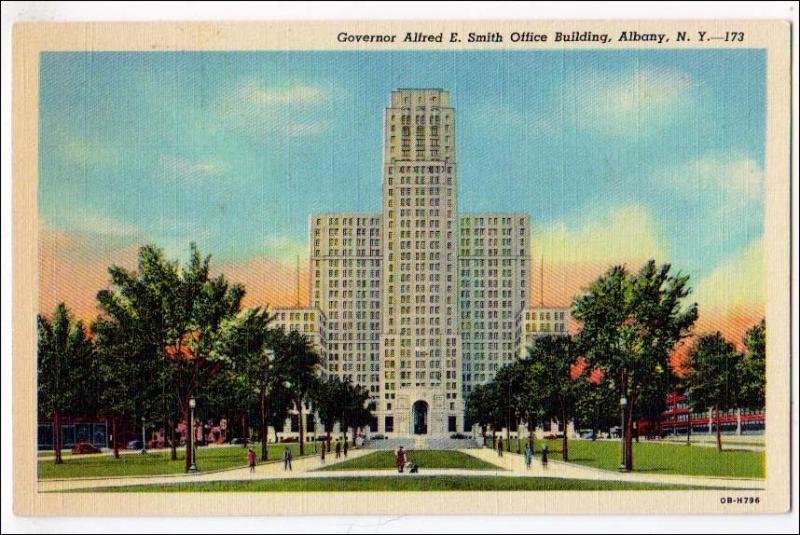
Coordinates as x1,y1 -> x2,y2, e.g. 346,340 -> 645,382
38,50 -> 766,346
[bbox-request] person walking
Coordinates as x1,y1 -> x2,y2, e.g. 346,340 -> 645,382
497,436 -> 504,457
283,446 -> 293,471
524,443 -> 532,470
541,445 -> 549,469
396,446 -> 406,473
247,447 -> 257,473
335,440 -> 342,459
343,440 -> 349,458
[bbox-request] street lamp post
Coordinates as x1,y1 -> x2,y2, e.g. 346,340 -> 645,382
619,396 -> 627,471
188,397 -> 198,473
140,416 -> 147,454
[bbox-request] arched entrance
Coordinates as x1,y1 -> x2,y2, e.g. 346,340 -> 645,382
412,400 -> 429,435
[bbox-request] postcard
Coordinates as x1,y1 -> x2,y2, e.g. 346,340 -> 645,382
12,19 -> 792,515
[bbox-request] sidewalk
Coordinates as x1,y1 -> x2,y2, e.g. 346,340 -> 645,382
460,448 -> 764,490
38,449 -> 372,492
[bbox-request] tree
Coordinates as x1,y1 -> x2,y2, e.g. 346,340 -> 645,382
687,332 -> 741,451
493,361 -> 528,451
216,308 -> 275,460
340,380 -> 375,444
739,319 -> 766,411
96,244 -> 244,471
572,260 -> 697,471
37,303 -> 93,464
92,312 -> 161,458
312,377 -> 343,449
465,383 -> 491,446
526,335 -> 583,461
270,328 -> 320,455
574,376 -> 616,441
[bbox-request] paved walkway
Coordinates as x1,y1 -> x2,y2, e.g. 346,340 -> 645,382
38,449 -> 373,492
39,446 -> 764,492
460,448 -> 764,490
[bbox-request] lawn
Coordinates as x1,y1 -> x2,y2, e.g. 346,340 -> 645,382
501,438 -> 764,479
38,444 -> 307,479
69,475 -> 731,492
317,450 -> 500,471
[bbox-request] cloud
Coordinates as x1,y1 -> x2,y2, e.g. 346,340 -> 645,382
532,204 -> 668,267
527,66 -> 697,137
44,211 -> 141,240
530,204 -> 668,308
215,80 -> 344,139
261,236 -> 308,266
60,136 -> 119,167
654,154 -> 763,205
160,155 -> 224,184
693,237 -> 764,315
239,82 -> 325,106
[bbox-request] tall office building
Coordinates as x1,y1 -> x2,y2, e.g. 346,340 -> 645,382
297,89 -> 548,437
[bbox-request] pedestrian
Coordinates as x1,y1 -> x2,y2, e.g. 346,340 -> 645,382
335,440 -> 342,459
320,444 -> 326,463
497,436 -> 504,457
283,446 -> 293,471
524,443 -> 532,470
396,446 -> 406,473
343,440 -> 349,457
541,445 -> 548,469
247,447 -> 256,473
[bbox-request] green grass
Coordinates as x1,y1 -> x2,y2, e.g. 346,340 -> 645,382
69,475 -> 732,492
500,438 -> 764,479
38,444 -> 307,479
317,450 -> 500,471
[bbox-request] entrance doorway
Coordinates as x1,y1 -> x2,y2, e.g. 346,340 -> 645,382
412,400 -> 429,435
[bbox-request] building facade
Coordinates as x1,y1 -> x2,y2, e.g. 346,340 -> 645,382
278,89 -> 572,437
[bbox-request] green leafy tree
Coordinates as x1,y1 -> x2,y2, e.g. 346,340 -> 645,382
92,312 -> 160,458
526,335 -> 583,461
465,383 -> 492,446
313,377 -> 346,448
270,328 -> 320,455
37,303 -> 93,464
574,377 -> 616,440
96,244 -> 244,471
216,308 -> 275,460
493,361 -> 528,451
739,319 -> 766,411
686,332 -> 741,451
340,379 -> 375,444
572,260 -> 697,471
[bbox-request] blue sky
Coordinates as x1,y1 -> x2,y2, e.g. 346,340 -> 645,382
39,50 -> 765,290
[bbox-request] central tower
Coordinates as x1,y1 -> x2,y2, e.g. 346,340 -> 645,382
379,89 -> 462,435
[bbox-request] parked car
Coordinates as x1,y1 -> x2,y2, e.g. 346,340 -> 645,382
71,442 -> 101,455
126,439 -> 143,450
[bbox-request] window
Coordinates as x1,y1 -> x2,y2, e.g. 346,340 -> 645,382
385,416 -> 394,433
448,416 -> 457,433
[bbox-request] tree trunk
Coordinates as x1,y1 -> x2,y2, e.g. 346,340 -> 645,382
481,425 -> 487,447
562,408 -> 569,462
624,398 -> 634,471
53,410 -> 63,464
169,418 -> 177,460
112,415 -> 120,459
183,405 -> 192,472
527,419 -> 535,457
260,391 -> 268,462
241,413 -> 248,447
491,428 -> 496,449
296,399 -> 305,455
505,419 -> 511,452
715,403 -> 723,451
